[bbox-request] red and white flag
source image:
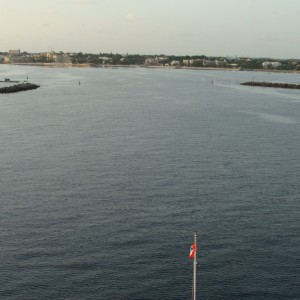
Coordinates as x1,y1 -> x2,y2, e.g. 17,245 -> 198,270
189,242 -> 197,259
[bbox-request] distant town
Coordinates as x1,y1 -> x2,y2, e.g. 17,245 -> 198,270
1,49 -> 300,71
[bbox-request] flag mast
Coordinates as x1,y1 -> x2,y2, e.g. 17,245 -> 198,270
189,231 -> 198,300
193,231 -> 197,300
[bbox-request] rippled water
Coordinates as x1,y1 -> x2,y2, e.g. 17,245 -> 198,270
0,65 -> 299,299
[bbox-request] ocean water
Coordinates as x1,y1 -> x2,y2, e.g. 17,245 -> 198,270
0,65 -> 299,300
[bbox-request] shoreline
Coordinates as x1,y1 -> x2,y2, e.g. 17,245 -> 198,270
3,62 -> 300,74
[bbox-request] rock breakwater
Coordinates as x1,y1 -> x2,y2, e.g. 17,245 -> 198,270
0,82 -> 40,94
241,81 -> 300,89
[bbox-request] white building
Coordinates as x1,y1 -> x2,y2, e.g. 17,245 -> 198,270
203,60 -> 216,67
46,51 -> 56,60
215,60 -> 227,67
99,56 -> 113,64
170,60 -> 180,66
144,58 -> 159,65
158,56 -> 168,62
262,61 -> 282,69
230,63 -> 239,68
182,59 -> 190,66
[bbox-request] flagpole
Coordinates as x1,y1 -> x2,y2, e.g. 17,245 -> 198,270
193,231 -> 197,300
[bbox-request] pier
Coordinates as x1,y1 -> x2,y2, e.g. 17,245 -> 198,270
0,82 -> 40,94
241,81 -> 300,89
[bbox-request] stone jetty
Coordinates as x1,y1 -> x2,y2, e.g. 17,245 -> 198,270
241,81 -> 300,89
0,82 -> 40,94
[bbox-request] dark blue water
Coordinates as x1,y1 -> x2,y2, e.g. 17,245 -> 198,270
0,65 -> 299,299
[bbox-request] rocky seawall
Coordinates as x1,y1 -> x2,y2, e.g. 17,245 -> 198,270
241,81 -> 300,89
0,82 -> 40,94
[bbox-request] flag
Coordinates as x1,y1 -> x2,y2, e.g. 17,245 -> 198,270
189,242 -> 197,259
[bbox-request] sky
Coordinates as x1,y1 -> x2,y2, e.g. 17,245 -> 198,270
1,0 -> 300,58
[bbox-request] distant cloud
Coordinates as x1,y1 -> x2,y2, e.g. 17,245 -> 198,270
126,13 -> 135,21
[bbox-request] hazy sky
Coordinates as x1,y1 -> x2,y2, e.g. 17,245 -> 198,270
1,0 -> 300,58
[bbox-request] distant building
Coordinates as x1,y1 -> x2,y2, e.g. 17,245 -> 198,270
215,60 -> 227,67
158,56 -> 168,62
203,60 -> 216,67
170,60 -> 180,66
229,63 -> 239,68
272,62 -> 282,68
44,51 -> 71,63
182,59 -> 189,66
262,61 -> 282,69
144,58 -> 159,66
190,59 -> 204,67
99,56 -> 113,64
46,51 -> 56,60
9,49 -> 21,56
55,53 -> 71,64
3,56 -> 10,63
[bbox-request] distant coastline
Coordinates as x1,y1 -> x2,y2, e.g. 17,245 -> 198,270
6,62 -> 300,74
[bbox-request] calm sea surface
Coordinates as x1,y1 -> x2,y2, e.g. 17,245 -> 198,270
0,65 -> 299,300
